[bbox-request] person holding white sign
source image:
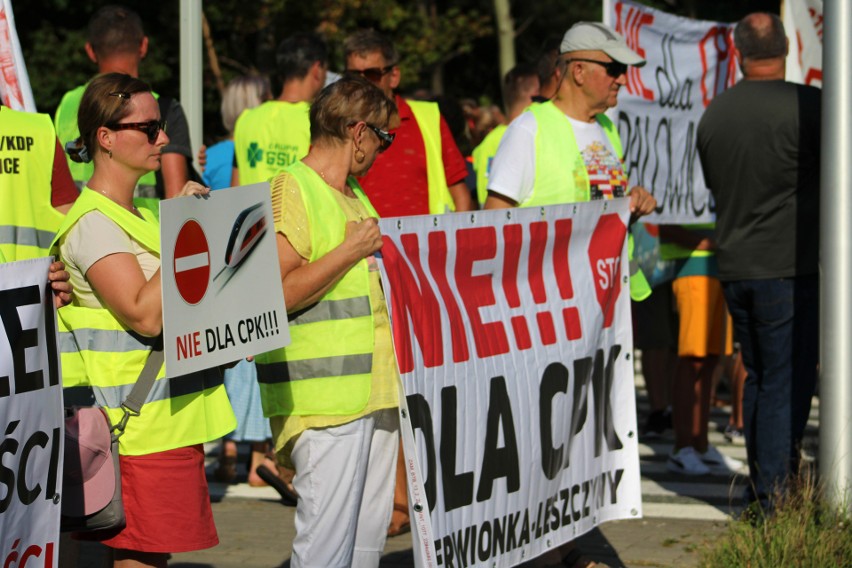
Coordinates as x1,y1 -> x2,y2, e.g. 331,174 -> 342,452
255,75 -> 400,568
485,22 -> 656,304
52,72 -> 236,567
485,21 -> 655,568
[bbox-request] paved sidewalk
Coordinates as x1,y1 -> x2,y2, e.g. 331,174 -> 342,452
75,496 -> 728,567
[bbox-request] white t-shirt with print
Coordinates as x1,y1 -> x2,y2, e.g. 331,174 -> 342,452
488,110 -> 628,205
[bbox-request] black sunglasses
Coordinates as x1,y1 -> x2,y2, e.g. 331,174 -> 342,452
345,64 -> 394,83
106,120 -> 166,144
564,58 -> 628,78
366,123 -> 395,153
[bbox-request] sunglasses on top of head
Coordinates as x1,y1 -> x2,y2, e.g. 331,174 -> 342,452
564,58 -> 628,78
106,120 -> 166,144
344,64 -> 394,83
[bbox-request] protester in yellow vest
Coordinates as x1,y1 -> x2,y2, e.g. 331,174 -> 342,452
485,22 -> 654,568
472,62 -> 541,206
51,73 -> 235,565
232,33 -> 328,186
0,105 -> 77,261
343,29 -> 474,537
486,22 -> 656,305
53,5 -> 197,211
255,76 -> 399,568
344,29 -> 474,217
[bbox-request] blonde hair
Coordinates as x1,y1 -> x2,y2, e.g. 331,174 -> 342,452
221,75 -> 272,133
310,75 -> 399,143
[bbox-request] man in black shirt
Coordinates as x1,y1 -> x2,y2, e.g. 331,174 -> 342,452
697,12 -> 820,513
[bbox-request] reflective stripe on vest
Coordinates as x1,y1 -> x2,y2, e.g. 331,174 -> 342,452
288,295 -> 371,325
52,190 -> 235,455
0,107 -> 65,261
233,100 -> 311,185
257,353 -> 373,384
0,225 -> 57,251
93,369 -> 225,409
59,327 -> 159,354
408,100 -> 453,214
256,162 -> 376,416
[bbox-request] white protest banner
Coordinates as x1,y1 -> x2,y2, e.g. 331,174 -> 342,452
0,257 -> 62,567
784,0 -> 822,87
0,0 -> 36,111
378,200 -> 641,567
160,184 -> 289,377
606,0 -> 737,225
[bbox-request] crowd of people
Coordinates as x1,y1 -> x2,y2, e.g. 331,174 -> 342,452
0,4 -> 820,568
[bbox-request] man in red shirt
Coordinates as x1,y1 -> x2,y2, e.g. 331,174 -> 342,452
343,30 -> 474,217
343,29 -> 474,538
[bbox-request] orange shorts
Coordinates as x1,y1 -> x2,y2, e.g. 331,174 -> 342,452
672,275 -> 733,357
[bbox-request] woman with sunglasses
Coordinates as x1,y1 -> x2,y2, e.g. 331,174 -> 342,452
255,75 -> 399,568
54,73 -> 236,567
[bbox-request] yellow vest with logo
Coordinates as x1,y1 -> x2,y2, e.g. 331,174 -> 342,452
0,107 -> 66,261
526,101 -> 650,301
408,99 -> 455,214
256,162 -> 376,417
55,83 -> 161,219
51,188 -> 235,455
234,100 -> 311,185
472,123 -> 507,206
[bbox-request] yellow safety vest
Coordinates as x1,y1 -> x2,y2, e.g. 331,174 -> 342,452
54,83 -> 159,212
526,101 -> 650,301
0,107 -> 66,261
256,161 -> 376,417
51,188 -> 235,455
472,123 -> 507,206
233,100 -> 311,185
408,99 -> 455,214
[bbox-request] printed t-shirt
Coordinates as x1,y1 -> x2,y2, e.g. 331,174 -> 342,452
488,111 -> 627,205
270,171 -> 399,467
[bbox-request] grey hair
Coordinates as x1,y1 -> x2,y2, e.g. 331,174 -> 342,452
221,75 -> 271,133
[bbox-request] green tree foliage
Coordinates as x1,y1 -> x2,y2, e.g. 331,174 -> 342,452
13,0 -> 778,142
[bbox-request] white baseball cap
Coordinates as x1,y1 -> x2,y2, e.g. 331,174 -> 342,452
560,22 -> 646,67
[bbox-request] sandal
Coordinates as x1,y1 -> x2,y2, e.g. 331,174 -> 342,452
213,455 -> 237,483
255,465 -> 298,506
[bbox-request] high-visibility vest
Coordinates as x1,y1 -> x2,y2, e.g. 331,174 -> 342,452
256,161 -> 376,417
0,107 -> 66,261
233,100 -> 311,185
51,188 -> 235,455
408,99 -> 455,214
472,123 -> 507,206
659,223 -> 716,260
54,83 -> 158,196
526,101 -> 651,301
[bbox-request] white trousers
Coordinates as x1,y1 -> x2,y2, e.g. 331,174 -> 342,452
290,408 -> 399,568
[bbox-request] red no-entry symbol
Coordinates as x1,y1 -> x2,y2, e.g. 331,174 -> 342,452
173,219 -> 210,305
